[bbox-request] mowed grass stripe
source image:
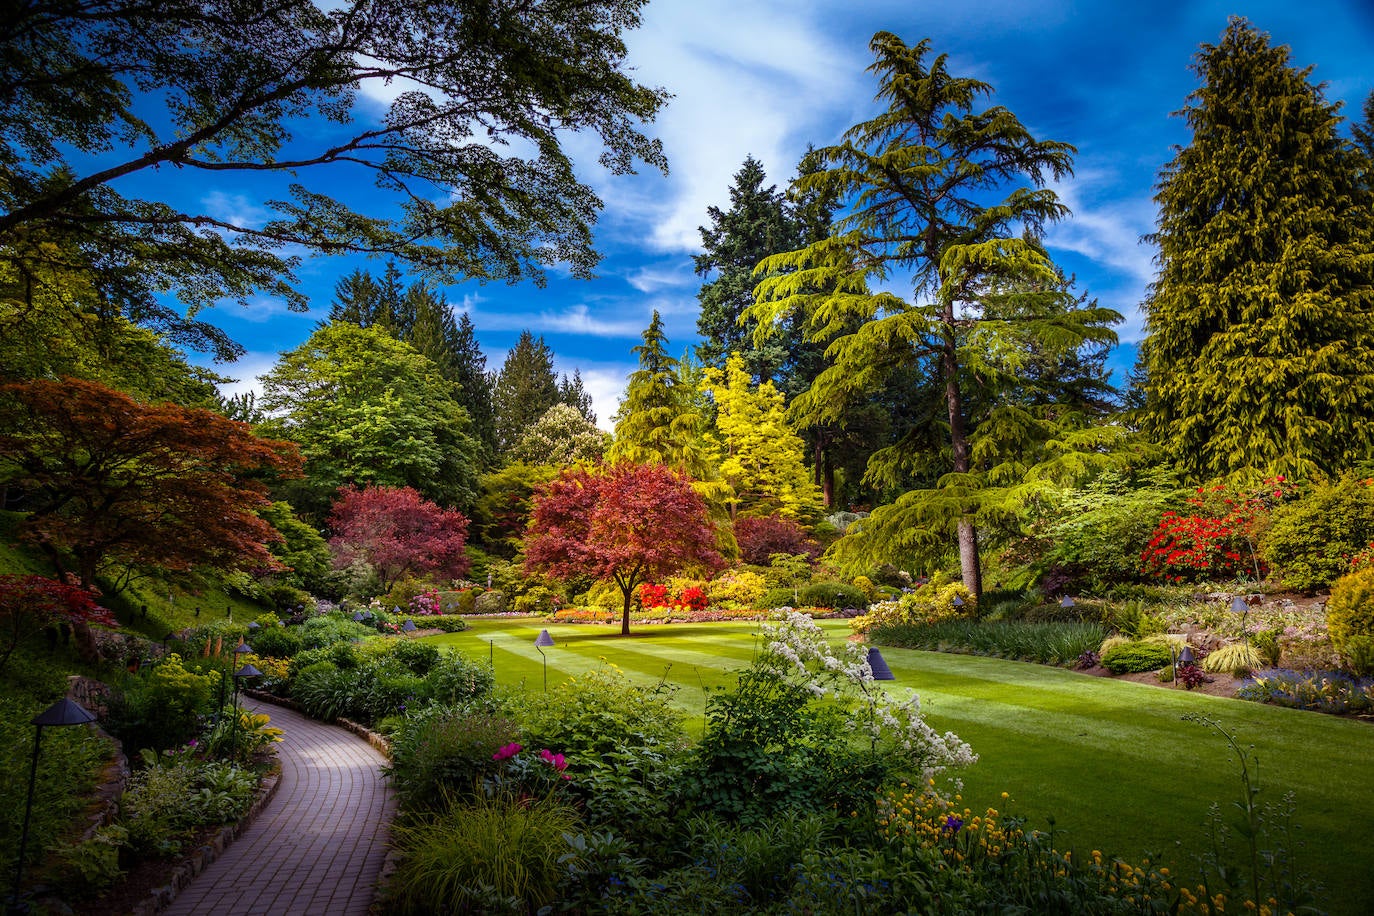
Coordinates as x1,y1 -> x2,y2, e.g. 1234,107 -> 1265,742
432,617 -> 1374,912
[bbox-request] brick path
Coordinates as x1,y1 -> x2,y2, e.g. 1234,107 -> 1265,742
162,699 -> 394,916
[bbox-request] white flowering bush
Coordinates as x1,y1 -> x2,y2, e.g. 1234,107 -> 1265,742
760,611 -> 977,781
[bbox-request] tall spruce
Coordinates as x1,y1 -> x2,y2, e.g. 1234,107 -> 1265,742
694,156 -> 797,382
558,369 -> 596,424
1142,19 -> 1374,478
748,33 -> 1118,595
451,313 -> 499,466
492,330 -> 561,455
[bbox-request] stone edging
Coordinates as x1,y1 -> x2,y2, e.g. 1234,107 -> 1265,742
127,751 -> 283,914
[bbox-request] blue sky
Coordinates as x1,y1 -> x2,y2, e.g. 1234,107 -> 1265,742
183,0 -> 1374,428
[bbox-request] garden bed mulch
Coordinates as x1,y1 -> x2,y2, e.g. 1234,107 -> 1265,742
1082,665 -> 1246,698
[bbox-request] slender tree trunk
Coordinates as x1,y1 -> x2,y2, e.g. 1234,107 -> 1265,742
942,317 -> 982,598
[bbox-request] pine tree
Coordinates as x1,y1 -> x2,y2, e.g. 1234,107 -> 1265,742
1142,19 -> 1374,478
694,156 -> 796,382
492,330 -> 561,454
610,312 -> 707,471
452,313 -> 498,466
558,369 -> 596,425
748,33 -> 1117,595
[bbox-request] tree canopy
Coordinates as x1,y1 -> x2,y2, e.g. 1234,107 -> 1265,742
525,463 -> 720,635
0,377 -> 301,591
328,485 -> 471,592
259,322 -> 480,515
1141,18 -> 1374,479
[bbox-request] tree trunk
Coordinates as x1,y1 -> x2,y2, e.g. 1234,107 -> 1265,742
619,582 -> 633,636
942,315 -> 982,598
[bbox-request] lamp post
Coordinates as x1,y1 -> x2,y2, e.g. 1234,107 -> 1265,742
867,648 -> 896,681
1231,596 -> 1250,646
8,698 -> 96,915
402,619 -> 417,635
951,595 -> 965,610
1060,595 -> 1076,610
230,664 -> 263,759
534,629 -> 555,691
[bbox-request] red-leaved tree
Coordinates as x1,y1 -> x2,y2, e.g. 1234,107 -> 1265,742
0,377 -> 302,592
328,485 -> 471,591
525,463 -> 721,635
733,515 -> 822,566
0,574 -> 119,672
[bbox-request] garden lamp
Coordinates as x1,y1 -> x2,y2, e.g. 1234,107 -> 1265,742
1231,596 -> 1248,614
247,621 -> 260,631
231,664 -> 263,757
1179,645 -> 1195,666
402,619 -> 417,634
867,648 -> 896,681
1060,595 -> 1076,609
951,595 -> 965,608
535,629 -> 556,692
352,612 -> 365,622
9,698 -> 96,915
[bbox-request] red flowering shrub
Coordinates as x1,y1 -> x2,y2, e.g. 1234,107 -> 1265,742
1140,477 -> 1297,583
639,582 -> 670,609
638,582 -> 709,612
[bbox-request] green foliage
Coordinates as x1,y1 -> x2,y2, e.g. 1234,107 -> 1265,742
105,654 -> 220,753
474,590 -> 508,615
245,623 -> 303,659
258,322 -> 480,515
1141,20 -> 1374,477
796,581 -> 869,610
386,792 -> 581,915
705,570 -> 768,609
387,705 -> 515,810
1034,471 -> 1185,594
1100,640 -> 1174,674
851,582 -> 973,633
296,613 -> 374,651
1326,567 -> 1374,657
289,662 -> 355,721
53,825 -> 127,898
1239,669 -> 1374,713
119,754 -> 257,856
1261,475 -> 1374,591
492,330 -> 561,455
507,403 -> 610,467
869,619 -> 1107,666
425,652 -> 496,706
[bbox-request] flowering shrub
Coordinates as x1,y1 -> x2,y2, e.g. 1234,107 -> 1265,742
704,570 -> 768,608
1140,478 -> 1297,583
408,589 -> 442,616
1238,669 -> 1374,714
851,582 -> 973,634
639,581 -> 709,612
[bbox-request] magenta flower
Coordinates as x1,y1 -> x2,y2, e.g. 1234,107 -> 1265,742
492,742 -> 523,762
539,748 -> 568,771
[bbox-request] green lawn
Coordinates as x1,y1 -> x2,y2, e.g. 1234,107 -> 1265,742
432,617 -> 1374,914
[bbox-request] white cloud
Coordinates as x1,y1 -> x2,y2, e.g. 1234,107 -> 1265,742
204,350 -> 281,400
625,261 -> 698,294
474,303 -> 650,338
552,358 -> 637,432
201,191 -> 271,229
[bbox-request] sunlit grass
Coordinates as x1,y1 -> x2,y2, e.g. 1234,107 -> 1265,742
432,616 -> 1374,914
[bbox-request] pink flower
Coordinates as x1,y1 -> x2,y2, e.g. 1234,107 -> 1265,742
539,748 -> 567,771
492,742 -> 522,762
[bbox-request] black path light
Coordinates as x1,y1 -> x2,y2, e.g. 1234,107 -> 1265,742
352,611 -> 365,622
231,663 -> 263,758
867,648 -> 896,681
1231,596 -> 1252,646
534,629 -> 556,691
8,698 -> 97,915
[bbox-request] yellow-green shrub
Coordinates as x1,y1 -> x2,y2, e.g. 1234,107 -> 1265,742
1326,567 -> 1374,655
1201,642 -> 1265,677
850,583 -> 974,633
706,570 -> 767,608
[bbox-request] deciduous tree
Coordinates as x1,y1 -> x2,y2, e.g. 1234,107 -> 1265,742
1141,19 -> 1374,478
525,463 -> 720,635
259,322 -> 479,515
508,404 -> 610,467
1,0 -> 668,355
0,377 -> 301,591
0,574 -> 118,672
328,485 -> 471,592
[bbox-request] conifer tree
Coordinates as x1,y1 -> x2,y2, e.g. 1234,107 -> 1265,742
451,313 -> 499,467
492,330 -> 561,454
695,156 -> 796,382
701,353 -> 823,521
558,370 -> 596,425
748,33 -> 1117,594
1142,19 -> 1374,478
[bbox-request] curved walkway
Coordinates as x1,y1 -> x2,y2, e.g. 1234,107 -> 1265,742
162,699 -> 394,916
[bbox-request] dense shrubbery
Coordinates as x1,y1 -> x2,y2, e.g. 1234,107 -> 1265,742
1326,568 -> 1374,675
1100,639 -> 1175,674
1261,474 -> 1374,591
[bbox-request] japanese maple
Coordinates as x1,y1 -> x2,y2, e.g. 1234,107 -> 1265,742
328,485 -> 471,591
0,574 -> 119,672
525,463 -> 721,635
0,377 -> 302,591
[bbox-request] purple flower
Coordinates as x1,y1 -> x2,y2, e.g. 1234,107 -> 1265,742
943,815 -> 963,834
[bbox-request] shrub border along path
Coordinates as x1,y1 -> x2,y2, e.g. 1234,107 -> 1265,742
437,617 -> 1374,915
158,698 -> 394,916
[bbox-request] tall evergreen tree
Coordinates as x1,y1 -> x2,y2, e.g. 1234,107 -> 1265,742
609,312 -> 708,470
558,369 -> 596,425
492,330 -> 561,454
451,313 -> 498,467
749,33 -> 1118,594
1142,19 -> 1374,478
694,156 -> 796,382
